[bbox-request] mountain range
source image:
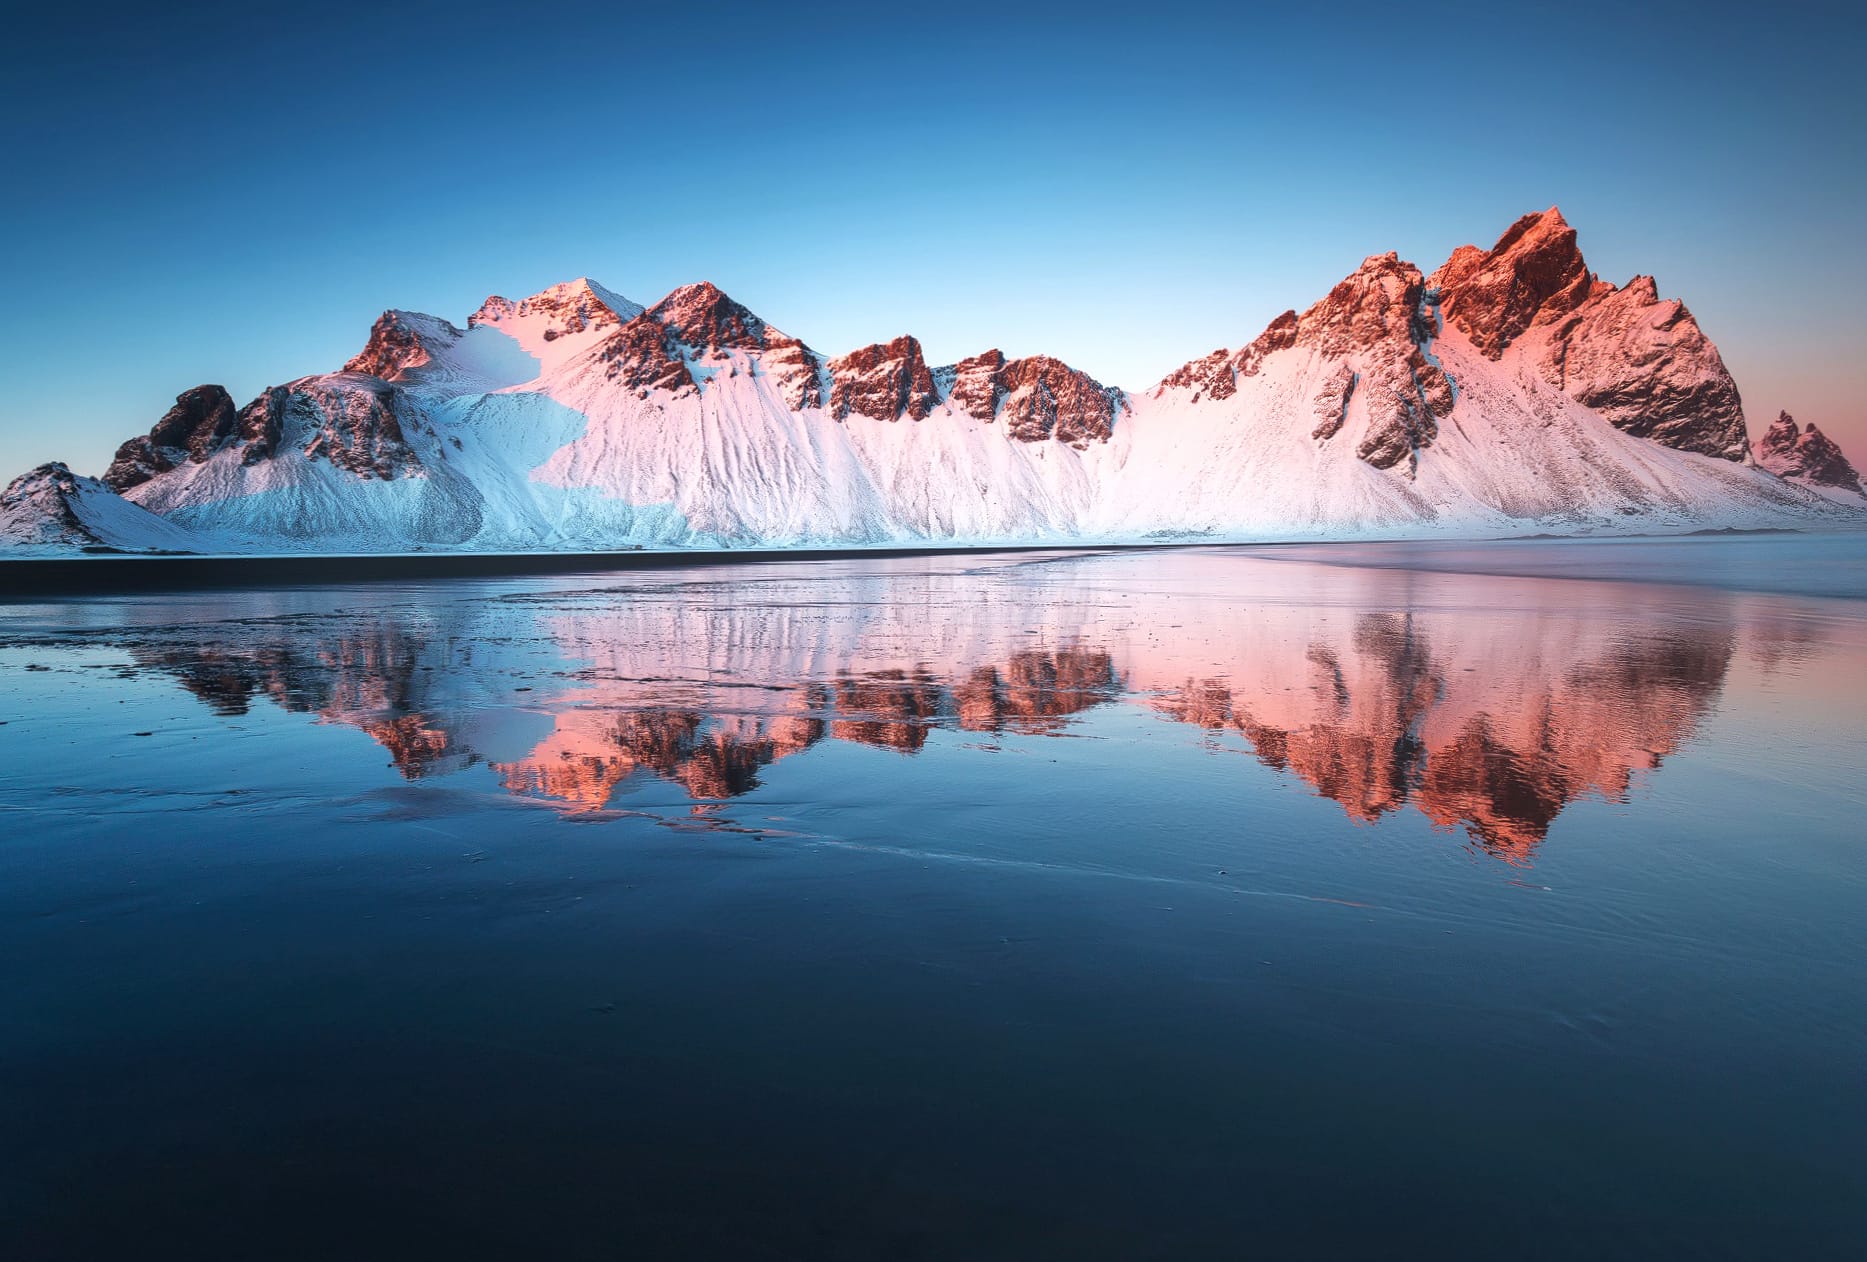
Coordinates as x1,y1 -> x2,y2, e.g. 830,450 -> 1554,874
3,208 -> 1862,554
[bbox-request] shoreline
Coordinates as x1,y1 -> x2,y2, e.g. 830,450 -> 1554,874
1,527 -> 1859,600
0,541 -> 1191,597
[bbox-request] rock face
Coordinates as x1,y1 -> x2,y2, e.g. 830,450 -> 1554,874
649,281 -> 771,353
1430,210 -> 1602,357
236,386 -> 291,465
104,386 -> 240,490
297,375 -> 422,480
1310,363 -> 1357,440
829,336 -> 939,422
602,281 -> 824,409
1158,251 -> 1456,475
470,278 -> 637,342
1295,252 -> 1452,473
1430,207 -> 1749,460
1754,412 -> 1864,492
110,376 -> 422,487
345,310 -> 463,381
937,350 -> 1123,446
759,334 -> 825,411
599,315 -> 694,396
998,356 -> 1123,446
943,350 -> 1008,421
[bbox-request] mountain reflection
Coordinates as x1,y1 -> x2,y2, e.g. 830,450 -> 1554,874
1151,612 -> 1733,861
123,559 -> 1755,863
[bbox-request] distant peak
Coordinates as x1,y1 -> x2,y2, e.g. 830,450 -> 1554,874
667,280 -> 725,302
648,282 -> 773,352
1487,206 -> 1574,257
1756,409 -> 1863,492
650,281 -> 739,321
469,277 -> 642,334
549,277 -> 642,316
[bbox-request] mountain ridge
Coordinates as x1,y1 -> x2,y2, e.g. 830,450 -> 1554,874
5,208 -> 1862,555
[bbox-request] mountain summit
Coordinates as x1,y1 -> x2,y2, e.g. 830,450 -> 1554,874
1429,207 -> 1749,460
1755,412 -> 1863,491
4,212 -> 1862,555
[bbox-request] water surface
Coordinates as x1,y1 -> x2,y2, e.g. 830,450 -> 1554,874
3,540 -> 1864,1258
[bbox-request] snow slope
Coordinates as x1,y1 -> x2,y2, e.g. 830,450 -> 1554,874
0,463 -> 202,554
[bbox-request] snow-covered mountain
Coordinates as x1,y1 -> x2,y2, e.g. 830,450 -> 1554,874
0,462 -> 199,552
5,209 -> 1862,555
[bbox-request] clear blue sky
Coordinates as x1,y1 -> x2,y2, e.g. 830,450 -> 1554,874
3,0 -> 1863,477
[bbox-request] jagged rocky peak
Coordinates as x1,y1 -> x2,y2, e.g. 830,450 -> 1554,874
469,278 -> 642,342
1429,207 -> 1599,358
1755,412 -> 1864,492
1295,252 -> 1432,356
649,281 -> 773,354
1156,251 -> 1454,475
998,356 -> 1125,447
104,385 -> 240,491
236,386 -> 290,465
828,335 -> 939,422
758,332 -> 824,411
103,374 -> 422,490
600,281 -> 823,408
345,310 -> 464,381
946,350 -> 1008,421
1431,207 -> 1748,461
1298,252 -> 1453,474
938,349 -> 1123,446
1537,276 -> 1749,459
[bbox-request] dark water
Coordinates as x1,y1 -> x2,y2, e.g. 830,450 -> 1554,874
2,540 -> 1864,1259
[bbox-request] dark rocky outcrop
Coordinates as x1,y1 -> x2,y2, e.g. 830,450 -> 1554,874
761,334 -> 824,411
998,356 -> 1123,446
649,282 -> 772,353
599,315 -> 695,396
941,351 -> 1123,446
828,336 -> 939,422
945,350 -> 1008,421
1429,209 -> 1601,358
237,386 -> 290,465
1310,364 -> 1357,440
638,282 -> 823,406
345,310 -> 463,381
298,376 -> 422,480
104,385 -> 240,490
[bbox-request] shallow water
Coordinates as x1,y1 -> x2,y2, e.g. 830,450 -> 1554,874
3,540 -> 1864,1259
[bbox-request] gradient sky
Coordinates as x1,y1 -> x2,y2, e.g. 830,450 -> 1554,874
3,0 -> 1863,478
